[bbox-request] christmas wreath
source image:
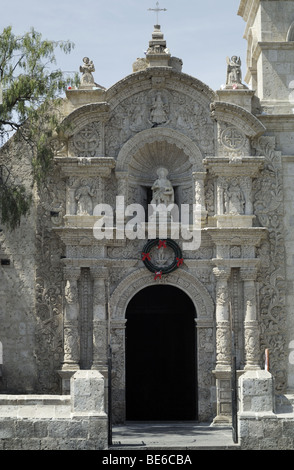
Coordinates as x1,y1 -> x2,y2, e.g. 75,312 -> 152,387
141,238 -> 183,280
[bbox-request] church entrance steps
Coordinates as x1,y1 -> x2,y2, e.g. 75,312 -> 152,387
110,422 -> 240,450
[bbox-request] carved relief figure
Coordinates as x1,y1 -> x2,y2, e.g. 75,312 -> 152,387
151,167 -> 174,205
226,56 -> 242,85
150,92 -> 168,126
75,181 -> 95,215
224,179 -> 245,215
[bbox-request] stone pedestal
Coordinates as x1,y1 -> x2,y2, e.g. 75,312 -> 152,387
71,370 -> 105,415
239,370 -> 275,415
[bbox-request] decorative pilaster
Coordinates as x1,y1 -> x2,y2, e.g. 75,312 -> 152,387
62,267 -> 81,371
216,177 -> 225,215
116,171 -> 128,202
240,267 -> 261,370
213,266 -> 232,370
91,268 -> 109,373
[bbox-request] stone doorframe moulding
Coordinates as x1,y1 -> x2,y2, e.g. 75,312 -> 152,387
109,267 -> 215,423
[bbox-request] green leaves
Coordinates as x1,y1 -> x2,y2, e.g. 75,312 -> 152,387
0,26 -> 78,228
0,183 -> 32,230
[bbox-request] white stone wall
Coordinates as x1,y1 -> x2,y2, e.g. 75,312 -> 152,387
282,157 -> 294,390
0,370 -> 107,450
0,138 -> 38,393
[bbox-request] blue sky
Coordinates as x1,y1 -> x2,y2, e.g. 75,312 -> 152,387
1,0 -> 247,91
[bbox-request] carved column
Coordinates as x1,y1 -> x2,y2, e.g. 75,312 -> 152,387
62,267 -> 81,370
241,177 -> 253,215
216,177 -> 225,215
110,319 -> 127,423
91,268 -> 109,373
213,266 -> 232,370
241,267 -> 261,370
192,171 -> 207,218
116,171 -> 128,202
212,265 -> 233,424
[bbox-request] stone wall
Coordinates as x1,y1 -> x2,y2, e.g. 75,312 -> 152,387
238,370 -> 294,450
0,370 -> 107,450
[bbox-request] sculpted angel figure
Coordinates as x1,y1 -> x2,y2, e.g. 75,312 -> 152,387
226,56 -> 242,85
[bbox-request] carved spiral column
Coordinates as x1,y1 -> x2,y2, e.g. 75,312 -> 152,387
213,266 -> 232,370
91,268 -> 109,372
241,267 -> 261,370
62,267 -> 81,370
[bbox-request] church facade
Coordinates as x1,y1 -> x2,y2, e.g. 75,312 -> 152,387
1,0 -> 294,450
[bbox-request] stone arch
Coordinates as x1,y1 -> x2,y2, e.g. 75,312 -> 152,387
210,101 -> 266,138
115,128 -> 205,174
110,267 -> 214,323
62,103 -> 110,137
109,267 -> 215,423
287,22 -> 294,41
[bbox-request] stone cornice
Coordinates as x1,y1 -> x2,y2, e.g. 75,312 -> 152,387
257,114 -> 294,131
203,156 -> 265,177
54,156 -> 115,178
205,227 -> 268,246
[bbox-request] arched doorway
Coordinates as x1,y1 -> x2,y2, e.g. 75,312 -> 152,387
125,285 -> 197,421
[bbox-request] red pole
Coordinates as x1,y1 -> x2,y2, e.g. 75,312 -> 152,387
265,349 -> 269,371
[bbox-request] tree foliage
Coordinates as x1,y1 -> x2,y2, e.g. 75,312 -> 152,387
0,26 -> 78,229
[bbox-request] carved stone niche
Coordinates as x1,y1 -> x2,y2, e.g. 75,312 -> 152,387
54,157 -> 115,230
203,156 -> 264,228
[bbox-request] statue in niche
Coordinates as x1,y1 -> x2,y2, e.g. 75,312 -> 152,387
150,92 -> 168,126
75,181 -> 95,215
226,56 -> 242,85
224,179 -> 245,215
79,57 -> 95,87
151,167 -> 174,205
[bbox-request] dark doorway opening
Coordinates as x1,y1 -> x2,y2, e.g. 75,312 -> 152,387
125,285 -> 197,421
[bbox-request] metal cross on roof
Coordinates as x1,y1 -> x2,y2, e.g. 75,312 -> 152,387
148,2 -> 167,25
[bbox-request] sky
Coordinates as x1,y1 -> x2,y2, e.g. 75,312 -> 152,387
1,0 -> 247,91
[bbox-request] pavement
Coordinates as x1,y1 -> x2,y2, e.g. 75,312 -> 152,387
110,421 -> 240,450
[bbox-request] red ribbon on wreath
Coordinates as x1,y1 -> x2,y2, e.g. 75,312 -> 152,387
154,271 -> 162,280
158,240 -> 167,249
142,252 -> 151,261
176,257 -> 184,267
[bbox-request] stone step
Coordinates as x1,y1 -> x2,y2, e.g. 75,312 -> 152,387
109,444 -> 240,450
